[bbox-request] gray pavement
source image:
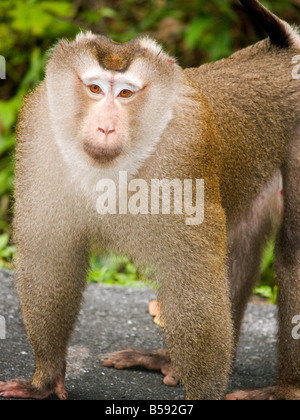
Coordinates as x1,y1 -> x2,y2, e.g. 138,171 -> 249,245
0,269 -> 277,400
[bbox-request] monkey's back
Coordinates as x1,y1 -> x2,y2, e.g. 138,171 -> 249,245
185,40 -> 300,220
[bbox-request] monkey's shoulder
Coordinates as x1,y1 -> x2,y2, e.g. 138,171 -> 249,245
16,81 -> 48,143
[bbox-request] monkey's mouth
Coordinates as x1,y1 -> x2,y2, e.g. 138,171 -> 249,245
83,144 -> 122,164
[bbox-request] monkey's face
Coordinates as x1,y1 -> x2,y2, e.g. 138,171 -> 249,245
46,33 -> 181,177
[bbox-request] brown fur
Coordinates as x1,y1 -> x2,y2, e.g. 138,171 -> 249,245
91,37 -> 145,72
1,0 -> 300,401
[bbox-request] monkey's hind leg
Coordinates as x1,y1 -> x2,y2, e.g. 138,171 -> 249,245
228,172 -> 283,343
274,151 -> 300,400
228,140 -> 300,400
225,174 -> 283,401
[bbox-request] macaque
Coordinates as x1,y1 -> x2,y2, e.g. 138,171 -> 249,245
1,0 -> 300,400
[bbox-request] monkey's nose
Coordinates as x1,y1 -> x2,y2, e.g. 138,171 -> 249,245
98,127 -> 116,136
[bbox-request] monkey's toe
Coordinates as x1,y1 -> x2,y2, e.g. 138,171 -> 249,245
0,379 -> 68,400
162,368 -> 179,387
225,386 -> 276,401
102,348 -> 179,386
54,379 -> 69,400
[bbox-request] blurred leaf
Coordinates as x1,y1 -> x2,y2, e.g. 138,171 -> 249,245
83,8 -> 117,25
0,98 -> 20,133
184,17 -> 214,50
214,0 -> 238,20
0,245 -> 16,258
0,136 -> 15,155
209,30 -> 233,61
254,285 -> 278,305
88,253 -> 147,287
261,241 -> 275,274
100,7 -> 118,19
254,240 -> 277,303
40,1 -> 73,17
8,0 -> 74,36
0,234 -> 9,250
254,285 -> 273,300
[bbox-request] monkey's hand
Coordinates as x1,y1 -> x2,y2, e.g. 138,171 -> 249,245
0,379 -> 68,400
102,349 -> 179,386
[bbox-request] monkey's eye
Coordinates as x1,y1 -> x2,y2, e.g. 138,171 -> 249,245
118,89 -> 134,98
89,84 -> 102,94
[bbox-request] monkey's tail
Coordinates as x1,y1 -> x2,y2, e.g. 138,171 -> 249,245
240,0 -> 300,49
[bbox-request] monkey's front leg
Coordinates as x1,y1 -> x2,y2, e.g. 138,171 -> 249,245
159,270 -> 233,399
0,214 -> 89,400
155,212 -> 233,400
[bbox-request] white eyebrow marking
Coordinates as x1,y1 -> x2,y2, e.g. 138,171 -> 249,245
113,82 -> 141,97
81,70 -> 143,97
83,78 -> 111,95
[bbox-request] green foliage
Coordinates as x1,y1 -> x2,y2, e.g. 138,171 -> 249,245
254,285 -> 278,304
0,0 -> 299,288
88,253 -> 147,288
0,233 -> 16,269
254,240 -> 278,304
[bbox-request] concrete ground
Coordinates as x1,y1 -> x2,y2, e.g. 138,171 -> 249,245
0,269 -> 277,400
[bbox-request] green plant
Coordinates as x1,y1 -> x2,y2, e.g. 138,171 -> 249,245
88,253 -> 147,288
254,240 -> 278,304
0,233 -> 16,269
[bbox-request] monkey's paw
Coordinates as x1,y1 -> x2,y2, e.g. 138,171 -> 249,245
102,348 -> 179,386
226,385 -> 300,400
225,386 -> 276,400
0,379 -> 68,400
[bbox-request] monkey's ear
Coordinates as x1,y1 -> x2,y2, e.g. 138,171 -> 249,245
47,39 -> 68,60
55,39 -> 69,52
140,37 -> 176,66
157,50 -> 176,66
